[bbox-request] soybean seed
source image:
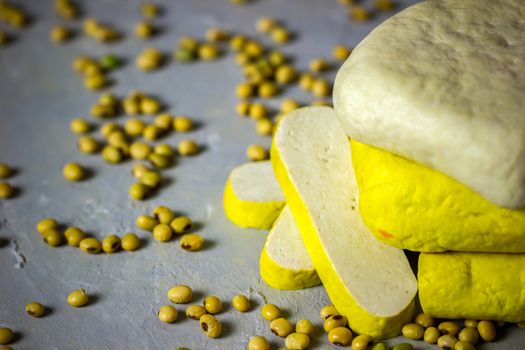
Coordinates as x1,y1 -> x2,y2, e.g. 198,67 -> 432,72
351,334 -> 374,350
67,289 -> 89,307
158,305 -> 178,323
179,234 -> 204,251
328,327 -> 353,346
79,237 -> 102,254
424,326 -> 440,344
296,319 -> 314,335
477,320 -> 496,342
102,234 -> 121,253
186,305 -> 207,320
402,323 -> 424,340
64,227 -> 86,246
25,301 -> 45,317
167,285 -> 192,304
248,336 -> 270,350
203,296 -> 222,314
285,333 -> 310,350
261,304 -> 280,321
324,315 -> 347,332
121,233 -> 140,251
200,314 -> 222,338
270,318 -> 294,338
232,294 -> 251,312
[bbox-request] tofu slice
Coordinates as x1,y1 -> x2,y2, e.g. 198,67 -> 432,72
419,252 -> 525,322
223,161 -> 285,229
260,205 -> 321,290
272,106 -> 417,338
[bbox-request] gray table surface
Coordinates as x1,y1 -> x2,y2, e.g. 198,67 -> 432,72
0,0 -> 523,349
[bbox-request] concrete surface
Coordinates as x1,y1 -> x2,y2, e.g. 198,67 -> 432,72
0,0 -> 523,349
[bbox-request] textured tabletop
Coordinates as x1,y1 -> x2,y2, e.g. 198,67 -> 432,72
0,0 -> 523,349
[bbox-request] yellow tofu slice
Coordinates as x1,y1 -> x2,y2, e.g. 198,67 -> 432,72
272,106 -> 417,338
223,161 -> 285,229
419,252 -> 525,322
260,205 -> 321,290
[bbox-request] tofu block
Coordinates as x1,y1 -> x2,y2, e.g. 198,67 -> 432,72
223,161 -> 285,229
419,252 -> 525,322
334,0 -> 525,208
352,140 -> 525,252
260,206 -> 321,290
272,106 -> 417,338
